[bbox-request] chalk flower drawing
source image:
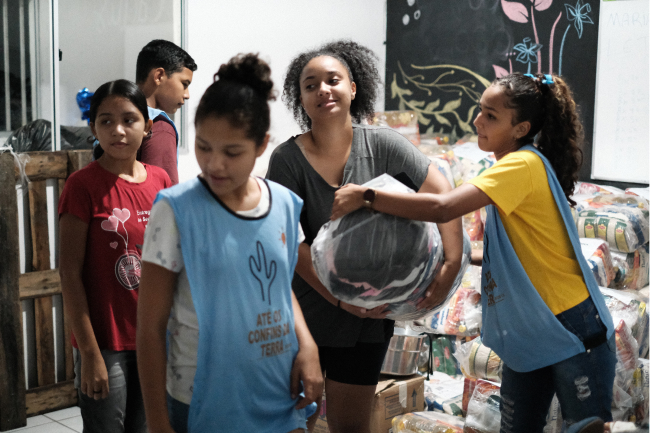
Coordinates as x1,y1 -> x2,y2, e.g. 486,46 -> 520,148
559,0 -> 594,75
500,0 -> 552,73
390,62 -> 491,136
513,37 -> 544,73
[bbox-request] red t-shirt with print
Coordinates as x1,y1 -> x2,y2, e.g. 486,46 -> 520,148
58,161 -> 171,351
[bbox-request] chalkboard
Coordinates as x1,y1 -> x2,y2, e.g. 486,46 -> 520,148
592,0 -> 648,184
385,0 -> 605,183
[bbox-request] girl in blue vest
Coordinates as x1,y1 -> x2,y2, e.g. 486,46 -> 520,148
137,53 -> 322,433
331,72 -> 616,431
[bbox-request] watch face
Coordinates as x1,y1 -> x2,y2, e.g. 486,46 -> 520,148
363,188 -> 375,203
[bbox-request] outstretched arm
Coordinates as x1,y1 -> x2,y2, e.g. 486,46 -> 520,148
415,166 -> 465,310
331,182 -> 493,224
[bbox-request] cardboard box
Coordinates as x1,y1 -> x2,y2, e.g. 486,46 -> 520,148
313,374 -> 426,433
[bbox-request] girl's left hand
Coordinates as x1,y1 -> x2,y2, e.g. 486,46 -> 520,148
290,341 -> 323,410
416,261 -> 459,310
331,184 -> 365,220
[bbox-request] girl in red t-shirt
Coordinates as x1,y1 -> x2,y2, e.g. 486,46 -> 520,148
58,79 -> 171,433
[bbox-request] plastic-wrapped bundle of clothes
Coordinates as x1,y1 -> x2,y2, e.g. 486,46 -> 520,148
311,174 -> 470,321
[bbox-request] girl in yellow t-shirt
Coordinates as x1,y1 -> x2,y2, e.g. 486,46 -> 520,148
331,73 -> 616,432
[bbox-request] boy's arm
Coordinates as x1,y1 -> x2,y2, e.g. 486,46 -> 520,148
137,261 -> 178,433
59,213 -> 109,400
289,290 -> 323,409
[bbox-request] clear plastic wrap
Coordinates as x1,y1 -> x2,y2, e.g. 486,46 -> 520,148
580,238 -> 616,287
419,143 -> 464,188
311,174 -> 470,320
601,287 -> 649,358
574,194 -> 649,253
463,380 -> 501,433
419,287 -> 482,337
616,320 -> 639,371
392,411 -> 465,433
574,181 -> 624,196
372,110 -> 420,146
543,395 -> 563,433
452,337 -> 503,383
450,141 -> 496,182
462,210 -> 484,241
424,372 -> 465,416
611,245 -> 649,291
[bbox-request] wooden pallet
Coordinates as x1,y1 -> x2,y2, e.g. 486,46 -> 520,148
0,150 -> 92,431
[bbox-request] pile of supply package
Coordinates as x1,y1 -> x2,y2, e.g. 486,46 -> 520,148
385,135 -> 649,432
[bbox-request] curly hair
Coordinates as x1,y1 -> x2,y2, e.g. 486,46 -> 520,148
494,73 -> 584,206
282,40 -> 381,131
195,53 -> 275,147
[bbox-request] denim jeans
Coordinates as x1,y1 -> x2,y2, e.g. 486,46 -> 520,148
166,393 -> 190,433
499,296 -> 617,433
74,349 -> 147,433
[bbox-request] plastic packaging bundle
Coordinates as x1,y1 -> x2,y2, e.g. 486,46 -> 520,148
419,144 -> 464,188
625,188 -> 650,201
451,141 -> 496,182
580,238 -> 615,287
574,194 -> 649,253
453,337 -> 503,383
392,411 -> 464,433
463,380 -> 501,433
574,181 -> 624,196
576,210 -> 648,253
422,287 -> 482,337
462,210 -> 484,241
601,287 -> 649,358
611,245 -> 650,291
631,358 -> 649,427
311,174 -> 470,320
616,320 -> 639,371
424,372 -> 464,416
372,110 -> 420,146
544,395 -> 563,433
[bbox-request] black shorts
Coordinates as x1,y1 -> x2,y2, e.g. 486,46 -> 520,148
318,340 -> 391,386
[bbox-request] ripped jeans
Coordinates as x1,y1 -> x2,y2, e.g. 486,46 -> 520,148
499,296 -> 617,433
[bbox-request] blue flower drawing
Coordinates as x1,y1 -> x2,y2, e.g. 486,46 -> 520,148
513,37 -> 544,73
559,0 -> 594,75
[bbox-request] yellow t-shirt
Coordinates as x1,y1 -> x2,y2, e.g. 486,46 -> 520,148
468,150 -> 589,315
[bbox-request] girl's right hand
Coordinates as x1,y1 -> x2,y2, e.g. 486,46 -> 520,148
80,352 -> 109,400
340,301 -> 390,319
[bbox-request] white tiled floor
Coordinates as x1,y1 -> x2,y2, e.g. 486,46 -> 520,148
4,406 -> 82,433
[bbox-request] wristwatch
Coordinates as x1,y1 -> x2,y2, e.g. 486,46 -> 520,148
363,188 -> 376,209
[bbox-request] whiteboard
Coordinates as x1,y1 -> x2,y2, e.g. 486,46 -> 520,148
592,0 -> 649,184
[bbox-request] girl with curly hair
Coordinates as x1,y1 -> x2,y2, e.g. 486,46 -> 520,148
267,40 -> 464,433
332,73 -> 617,431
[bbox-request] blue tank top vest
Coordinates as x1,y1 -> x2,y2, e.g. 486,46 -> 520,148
480,144 -> 614,372
155,177 -> 307,432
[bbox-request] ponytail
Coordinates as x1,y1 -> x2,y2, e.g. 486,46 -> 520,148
494,73 -> 583,206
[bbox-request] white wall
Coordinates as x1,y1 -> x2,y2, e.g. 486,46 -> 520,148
179,0 -> 388,182
58,0 -> 175,127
